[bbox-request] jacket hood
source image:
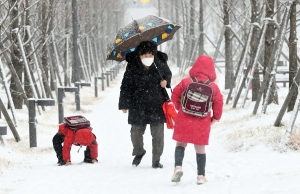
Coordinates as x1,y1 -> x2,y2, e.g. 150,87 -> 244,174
125,50 -> 168,63
189,55 -> 216,82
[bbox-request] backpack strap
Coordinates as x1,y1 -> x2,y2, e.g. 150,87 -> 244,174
191,77 -> 211,84
191,77 -> 198,82
204,79 -> 212,85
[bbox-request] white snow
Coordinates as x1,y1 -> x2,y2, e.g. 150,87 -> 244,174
0,63 -> 300,194
1,3 -> 300,194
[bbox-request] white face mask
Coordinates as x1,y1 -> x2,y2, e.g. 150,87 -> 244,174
141,58 -> 154,66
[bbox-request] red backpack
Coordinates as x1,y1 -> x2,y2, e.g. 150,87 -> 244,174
63,115 -> 91,130
181,77 -> 213,117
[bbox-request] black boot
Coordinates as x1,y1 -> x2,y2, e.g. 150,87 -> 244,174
196,153 -> 206,176
175,146 -> 185,167
152,161 -> 163,168
132,150 -> 146,167
84,146 -> 93,163
57,156 -> 64,165
57,160 -> 66,166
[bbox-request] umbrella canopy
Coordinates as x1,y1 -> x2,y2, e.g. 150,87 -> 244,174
107,15 -> 180,62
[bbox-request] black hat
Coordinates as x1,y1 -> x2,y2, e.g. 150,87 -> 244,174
136,41 -> 157,56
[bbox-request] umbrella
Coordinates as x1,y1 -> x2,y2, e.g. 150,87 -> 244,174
107,15 -> 181,61
106,43 -> 136,62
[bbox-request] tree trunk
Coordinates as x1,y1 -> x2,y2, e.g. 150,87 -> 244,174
48,0 -> 56,91
264,0 -> 278,104
176,0 -> 181,67
9,0 -> 23,109
24,0 -> 33,99
288,1 -> 297,112
41,1 -> 50,97
198,0 -> 204,55
223,0 -> 233,89
64,0 -> 70,86
250,0 -> 262,101
189,0 -> 195,61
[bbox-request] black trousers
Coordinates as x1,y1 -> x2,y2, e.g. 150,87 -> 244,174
52,133 -> 93,162
131,123 -> 164,163
53,133 -> 64,162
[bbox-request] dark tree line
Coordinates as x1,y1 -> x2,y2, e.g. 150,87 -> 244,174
0,0 -> 299,132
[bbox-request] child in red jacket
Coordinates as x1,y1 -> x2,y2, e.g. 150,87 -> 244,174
170,55 -> 223,184
53,123 -> 98,166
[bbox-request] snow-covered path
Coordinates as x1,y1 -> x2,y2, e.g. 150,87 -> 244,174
1,66 -> 300,194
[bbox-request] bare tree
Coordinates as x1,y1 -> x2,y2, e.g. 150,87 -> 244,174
263,0 -> 278,104
40,1 -> 51,97
250,0 -> 263,101
198,0 -> 204,55
24,0 -> 32,99
288,1 -> 297,112
9,0 -> 24,109
223,0 -> 233,89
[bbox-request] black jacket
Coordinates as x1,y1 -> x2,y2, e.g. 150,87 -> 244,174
118,51 -> 172,125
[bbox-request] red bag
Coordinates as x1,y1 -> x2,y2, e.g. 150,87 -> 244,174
162,101 -> 177,129
63,115 -> 91,130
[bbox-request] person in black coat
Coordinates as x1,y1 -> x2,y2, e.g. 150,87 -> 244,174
119,41 -> 172,168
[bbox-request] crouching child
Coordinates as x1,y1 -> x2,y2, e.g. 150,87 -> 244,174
52,115 -> 98,166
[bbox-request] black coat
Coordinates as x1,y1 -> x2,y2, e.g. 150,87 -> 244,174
118,51 -> 172,125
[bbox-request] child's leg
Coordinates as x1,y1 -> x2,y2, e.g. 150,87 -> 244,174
171,142 -> 187,182
194,145 -> 206,176
84,146 -> 92,162
194,145 -> 205,154
52,133 -> 64,162
84,133 -> 97,163
175,142 -> 187,166
89,134 -> 98,161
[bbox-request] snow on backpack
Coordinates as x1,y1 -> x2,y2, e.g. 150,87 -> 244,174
63,115 -> 91,130
181,77 -> 213,117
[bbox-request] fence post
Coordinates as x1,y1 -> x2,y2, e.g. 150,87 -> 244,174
75,82 -> 91,110
0,125 -> 7,145
109,71 -> 113,81
28,99 -> 36,147
101,73 -> 105,90
75,82 -> 81,111
94,75 -> 106,97
58,88 -> 64,123
94,77 -> 98,97
58,87 -> 78,123
110,68 -> 115,79
28,98 -> 55,147
104,72 -> 110,87
0,126 -> 7,135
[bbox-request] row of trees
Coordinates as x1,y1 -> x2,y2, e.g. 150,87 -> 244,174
0,0 -> 126,109
0,0 -> 299,134
157,0 -> 299,131
160,0 -> 297,108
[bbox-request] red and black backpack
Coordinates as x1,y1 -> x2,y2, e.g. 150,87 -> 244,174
63,115 -> 91,130
181,77 -> 213,117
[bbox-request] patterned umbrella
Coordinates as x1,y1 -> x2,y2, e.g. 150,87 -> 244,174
107,15 -> 181,62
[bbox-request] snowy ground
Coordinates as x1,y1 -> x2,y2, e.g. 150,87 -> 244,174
1,62 -> 300,194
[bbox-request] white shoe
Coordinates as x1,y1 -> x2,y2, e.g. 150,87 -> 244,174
171,166 -> 183,182
197,175 -> 207,184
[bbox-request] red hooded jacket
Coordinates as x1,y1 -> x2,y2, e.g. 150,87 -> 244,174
171,55 -> 223,145
58,124 -> 98,162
